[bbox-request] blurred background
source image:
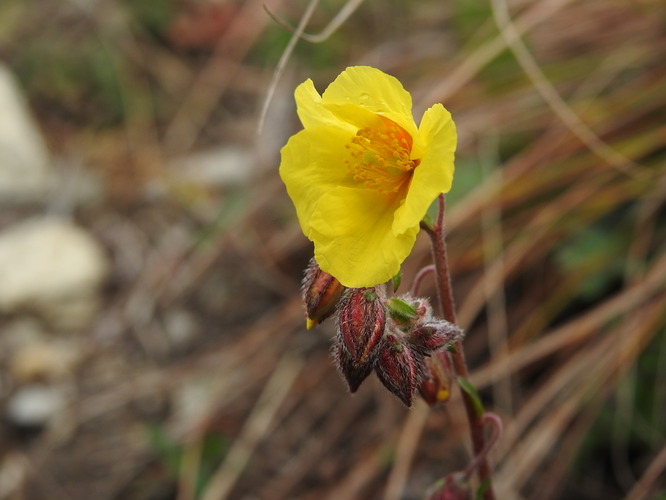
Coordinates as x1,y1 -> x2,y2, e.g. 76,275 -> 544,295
0,0 -> 664,499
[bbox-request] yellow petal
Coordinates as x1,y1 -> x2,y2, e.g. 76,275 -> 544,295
321,66 -> 419,139
309,187 -> 419,287
392,104 -> 456,235
279,126 -> 358,237
294,79 -> 351,130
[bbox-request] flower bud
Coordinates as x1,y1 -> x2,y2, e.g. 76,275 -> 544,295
374,333 -> 425,407
337,288 -> 385,366
387,295 -> 432,328
333,341 -> 373,393
419,371 -> 451,406
408,320 -> 462,355
420,346 -> 454,406
419,376 -> 445,406
302,259 -> 345,329
386,297 -> 419,323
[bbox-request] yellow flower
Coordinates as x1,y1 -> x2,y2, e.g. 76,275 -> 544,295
280,66 -> 456,288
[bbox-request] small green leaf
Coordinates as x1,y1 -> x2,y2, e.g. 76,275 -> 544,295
387,297 -> 418,321
476,479 -> 491,500
391,271 -> 402,292
457,376 -> 485,418
421,213 -> 435,232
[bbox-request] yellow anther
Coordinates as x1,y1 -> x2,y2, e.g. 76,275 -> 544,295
345,117 -> 418,194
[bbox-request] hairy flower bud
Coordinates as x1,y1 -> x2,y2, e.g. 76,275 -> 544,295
419,377 -> 438,406
387,295 -> 433,329
419,368 -> 452,406
374,333 -> 425,407
302,259 -> 345,329
408,320 -> 462,355
333,341 -> 373,393
337,288 -> 386,366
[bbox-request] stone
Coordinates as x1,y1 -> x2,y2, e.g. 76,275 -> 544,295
167,146 -> 253,188
163,309 -> 200,351
0,217 -> 108,328
5,384 -> 67,427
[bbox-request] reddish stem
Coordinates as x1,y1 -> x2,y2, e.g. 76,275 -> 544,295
411,265 -> 435,296
463,413 -> 503,481
426,194 -> 497,500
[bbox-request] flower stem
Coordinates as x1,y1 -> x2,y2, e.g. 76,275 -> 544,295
427,194 -> 497,500
411,264 -> 435,296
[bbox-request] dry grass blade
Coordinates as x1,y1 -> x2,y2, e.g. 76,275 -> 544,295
490,0 -> 645,179
624,445 -> 666,500
479,145 -> 513,416
472,251 -> 666,389
382,401 -> 430,500
263,0 -> 366,44
495,296 -> 665,497
164,0 -> 279,155
419,0 -> 576,106
257,0 -> 320,134
258,0 -> 366,133
199,353 -> 304,500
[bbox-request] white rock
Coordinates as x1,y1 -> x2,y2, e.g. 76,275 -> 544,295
164,309 -> 199,351
5,384 -> 66,427
0,218 -> 108,325
167,146 -> 253,187
0,64 -> 54,204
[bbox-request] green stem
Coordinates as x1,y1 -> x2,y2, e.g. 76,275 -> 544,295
427,194 -> 496,500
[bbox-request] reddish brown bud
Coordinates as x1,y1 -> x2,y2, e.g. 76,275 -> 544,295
419,372 -> 451,406
419,376 -> 442,406
408,321 -> 462,355
412,297 -> 431,320
420,350 -> 455,406
302,259 -> 345,329
337,288 -> 385,366
333,341 -> 373,393
374,334 -> 425,407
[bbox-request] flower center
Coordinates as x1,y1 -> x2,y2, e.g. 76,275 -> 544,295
345,116 -> 419,194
